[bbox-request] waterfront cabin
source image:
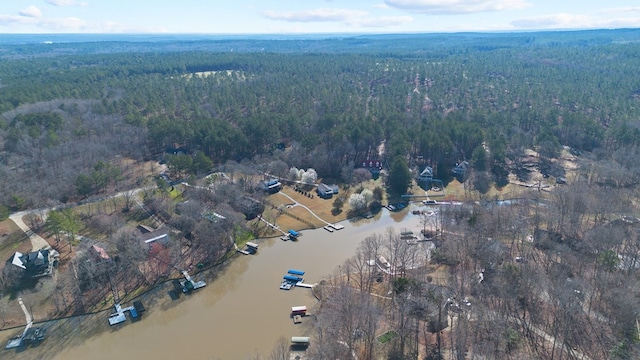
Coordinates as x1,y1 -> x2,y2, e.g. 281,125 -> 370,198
288,269 -> 305,276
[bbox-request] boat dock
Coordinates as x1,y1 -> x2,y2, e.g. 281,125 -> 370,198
323,225 -> 334,232
237,241 -> 259,255
5,297 -> 46,350
178,270 -> 206,292
291,305 -> 307,314
328,223 -> 344,230
5,328 -> 46,350
292,305 -> 308,324
280,270 -> 306,290
284,275 -> 303,282
108,301 -> 145,325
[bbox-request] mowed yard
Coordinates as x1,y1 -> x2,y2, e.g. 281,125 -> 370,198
0,219 -> 62,330
257,177 -> 518,236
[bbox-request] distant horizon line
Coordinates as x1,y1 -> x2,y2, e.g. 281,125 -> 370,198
1,27 -> 638,37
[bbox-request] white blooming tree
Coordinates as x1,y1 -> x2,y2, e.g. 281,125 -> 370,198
289,167 -> 300,180
361,189 -> 374,205
348,193 -> 368,212
300,168 -> 318,185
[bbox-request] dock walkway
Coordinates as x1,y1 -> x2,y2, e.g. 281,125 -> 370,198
296,283 -> 315,288
5,297 -> 36,349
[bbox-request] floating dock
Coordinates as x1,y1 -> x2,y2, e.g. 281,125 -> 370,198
323,225 -> 334,232
288,269 -> 305,276
280,273 -> 305,290
288,229 -> 300,238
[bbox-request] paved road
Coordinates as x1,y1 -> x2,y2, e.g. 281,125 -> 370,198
9,211 -> 50,251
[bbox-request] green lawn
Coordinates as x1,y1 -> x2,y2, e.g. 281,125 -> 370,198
376,330 -> 398,344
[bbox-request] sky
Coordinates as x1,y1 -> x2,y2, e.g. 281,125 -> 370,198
0,0 -> 639,34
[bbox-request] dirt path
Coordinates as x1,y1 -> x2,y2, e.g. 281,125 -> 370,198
277,192 -> 333,226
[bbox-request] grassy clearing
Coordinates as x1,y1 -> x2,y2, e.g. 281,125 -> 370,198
0,220 -> 30,262
377,330 -> 398,344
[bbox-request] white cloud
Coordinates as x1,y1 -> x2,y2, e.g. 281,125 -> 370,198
511,12 -> 640,30
0,14 -> 38,27
19,6 -> 42,18
596,7 -> 640,15
262,7 -> 412,29
45,0 -> 86,6
351,16 -> 414,27
373,3 -> 391,9
263,8 -> 368,22
0,10 -> 162,33
385,0 -> 530,14
510,13 -> 587,28
39,16 -> 88,30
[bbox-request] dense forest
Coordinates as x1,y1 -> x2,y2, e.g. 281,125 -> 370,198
1,29 -> 640,359
1,29 -> 640,210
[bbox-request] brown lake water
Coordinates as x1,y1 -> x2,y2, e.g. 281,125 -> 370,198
2,206 -> 428,360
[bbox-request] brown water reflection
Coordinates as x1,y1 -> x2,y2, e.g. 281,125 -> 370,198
1,207 -> 427,359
